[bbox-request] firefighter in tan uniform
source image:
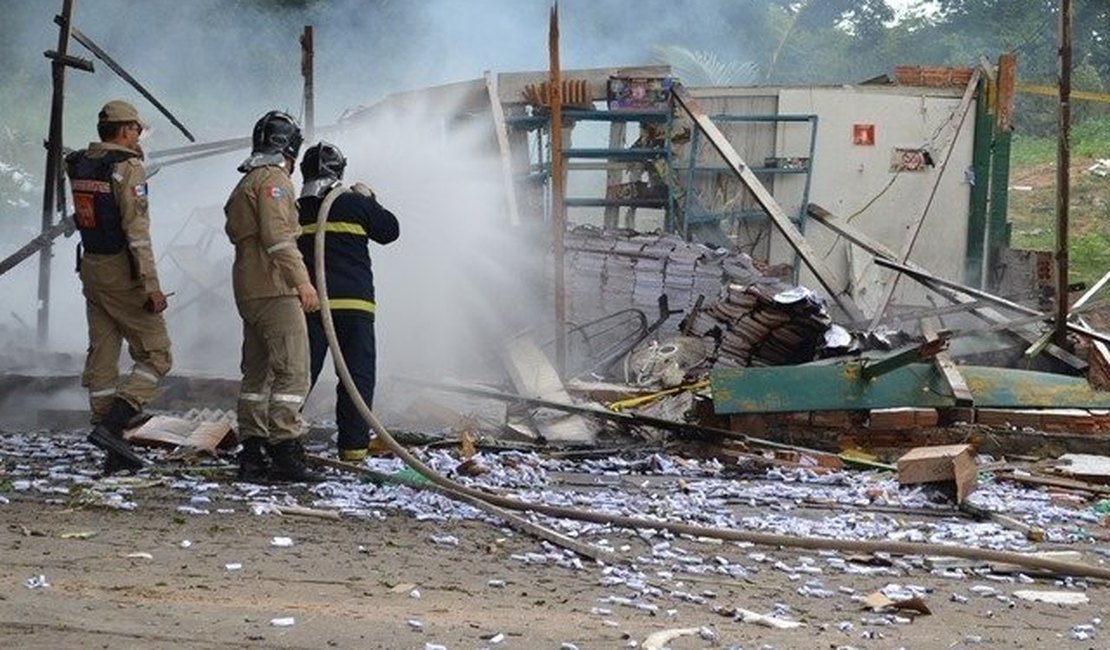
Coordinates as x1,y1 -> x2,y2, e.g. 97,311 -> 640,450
65,100 -> 172,473
224,110 -> 323,483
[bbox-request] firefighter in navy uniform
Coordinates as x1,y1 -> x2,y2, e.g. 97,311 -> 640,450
224,111 -> 323,483
65,100 -> 172,473
296,142 -> 399,462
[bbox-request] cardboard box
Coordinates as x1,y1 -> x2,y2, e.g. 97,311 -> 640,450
896,444 -> 978,502
607,77 -> 672,111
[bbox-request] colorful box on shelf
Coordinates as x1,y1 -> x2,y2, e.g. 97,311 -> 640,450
607,77 -> 673,111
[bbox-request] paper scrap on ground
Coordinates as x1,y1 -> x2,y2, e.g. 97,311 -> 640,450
1013,590 -> 1090,605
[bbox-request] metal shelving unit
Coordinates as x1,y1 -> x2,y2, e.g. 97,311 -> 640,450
681,113 -> 818,240
506,107 -> 674,220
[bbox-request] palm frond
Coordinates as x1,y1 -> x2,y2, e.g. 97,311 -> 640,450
652,45 -> 759,87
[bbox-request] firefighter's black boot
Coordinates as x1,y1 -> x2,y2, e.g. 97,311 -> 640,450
268,439 -> 325,483
237,436 -> 270,482
88,398 -> 144,472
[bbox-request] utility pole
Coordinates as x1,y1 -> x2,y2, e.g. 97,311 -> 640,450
549,3 -> 566,377
1055,0 -> 1071,345
301,26 -> 315,143
37,0 -> 79,346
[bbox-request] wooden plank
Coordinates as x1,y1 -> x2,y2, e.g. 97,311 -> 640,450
484,71 -> 522,226
670,85 -> 863,321
868,69 -> 982,328
922,317 -> 973,405
995,53 -> 1017,132
549,6 -> 568,376
808,203 -> 1087,370
874,256 -> 1110,348
603,121 -> 627,229
1024,270 -> 1110,357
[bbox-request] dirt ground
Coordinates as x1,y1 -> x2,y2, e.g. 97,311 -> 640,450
2,430 -> 1109,650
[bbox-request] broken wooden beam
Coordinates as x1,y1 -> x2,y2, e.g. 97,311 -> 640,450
62,18 -> 195,141
808,202 -> 1086,370
484,71 -> 522,226
874,257 -> 1110,347
922,317 -> 973,406
1024,269 -> 1110,358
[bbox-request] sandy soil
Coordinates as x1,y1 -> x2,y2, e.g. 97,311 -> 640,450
1,432 -> 1108,650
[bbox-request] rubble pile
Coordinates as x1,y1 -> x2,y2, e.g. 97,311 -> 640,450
563,228 -> 788,330
685,284 -> 832,367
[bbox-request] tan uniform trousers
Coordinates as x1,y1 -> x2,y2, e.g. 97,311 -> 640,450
236,295 -> 309,443
80,253 -> 172,422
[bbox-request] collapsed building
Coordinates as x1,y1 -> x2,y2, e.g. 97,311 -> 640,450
306,57 -> 1110,459
6,13 -> 1110,643
5,53 -> 1110,459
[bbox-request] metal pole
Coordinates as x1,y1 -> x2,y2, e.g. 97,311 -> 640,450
63,21 -> 195,142
37,0 -> 77,347
1055,0 -> 1071,345
549,3 -> 566,377
301,25 -> 315,143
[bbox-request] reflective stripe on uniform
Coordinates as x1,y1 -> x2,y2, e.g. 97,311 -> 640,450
89,387 -> 117,398
326,298 -> 376,313
299,222 -> 367,236
130,365 -> 160,383
128,239 -> 150,249
239,392 -> 267,402
266,241 -> 296,254
71,179 -> 112,193
271,393 -> 304,404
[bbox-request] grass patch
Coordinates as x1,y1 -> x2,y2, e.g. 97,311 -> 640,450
1011,114 -> 1110,167
1010,133 -> 1056,167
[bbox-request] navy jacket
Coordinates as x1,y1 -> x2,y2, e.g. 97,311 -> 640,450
296,189 -> 399,314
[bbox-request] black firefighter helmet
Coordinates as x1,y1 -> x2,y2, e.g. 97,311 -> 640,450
300,141 -> 347,182
251,110 -> 303,160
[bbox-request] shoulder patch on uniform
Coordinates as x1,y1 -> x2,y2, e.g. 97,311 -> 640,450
267,186 -> 286,199
132,183 -> 148,198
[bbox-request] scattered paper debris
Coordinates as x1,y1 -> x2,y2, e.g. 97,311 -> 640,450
643,627 -> 702,649
225,562 -> 243,571
24,574 -> 49,589
862,591 -> 932,615
270,536 -> 294,548
124,552 -> 154,560
60,531 -> 97,539
270,617 -> 295,627
737,608 -> 804,629
1013,590 -> 1090,605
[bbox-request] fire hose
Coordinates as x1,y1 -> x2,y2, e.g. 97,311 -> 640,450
310,186 -> 1110,581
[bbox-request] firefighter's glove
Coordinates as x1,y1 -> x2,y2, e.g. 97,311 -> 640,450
144,291 -> 168,314
351,182 -> 375,198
